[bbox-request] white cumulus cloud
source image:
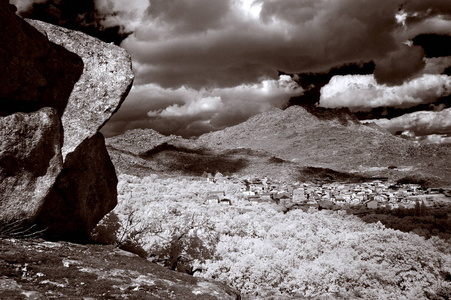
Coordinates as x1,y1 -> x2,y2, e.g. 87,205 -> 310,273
319,74 -> 451,111
368,108 -> 451,137
103,75 -> 303,137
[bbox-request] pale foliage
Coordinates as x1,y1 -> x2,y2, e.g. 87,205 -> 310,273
200,209 -> 451,298
96,174 -> 451,299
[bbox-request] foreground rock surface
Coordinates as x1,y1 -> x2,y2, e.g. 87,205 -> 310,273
35,133 -> 118,238
0,108 -> 62,225
0,238 -> 240,299
0,1 -> 83,116
27,19 -> 134,159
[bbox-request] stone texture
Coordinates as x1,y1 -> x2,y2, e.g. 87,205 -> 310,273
0,4 -> 133,239
0,1 -> 83,116
27,19 -> 134,159
34,133 -> 118,239
0,108 -> 62,224
0,238 -> 240,299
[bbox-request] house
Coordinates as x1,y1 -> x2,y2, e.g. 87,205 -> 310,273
277,193 -> 291,200
205,191 -> 225,205
292,188 -> 306,203
260,193 -> 273,201
220,199 -> 232,206
242,191 -> 255,196
277,194 -> 291,206
206,197 -> 219,205
247,195 -> 261,204
366,200 -> 379,209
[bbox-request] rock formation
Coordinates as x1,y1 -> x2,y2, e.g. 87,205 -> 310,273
34,133 -> 118,238
0,238 -> 240,299
25,19 -> 134,239
0,1 -> 83,117
0,3 -> 240,297
0,1 -> 133,239
27,19 -> 134,159
0,108 -> 62,224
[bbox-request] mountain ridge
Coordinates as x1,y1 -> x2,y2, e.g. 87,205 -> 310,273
107,106 -> 451,186
198,106 -> 412,167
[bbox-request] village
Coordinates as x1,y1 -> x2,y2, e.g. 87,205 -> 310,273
204,176 -> 451,212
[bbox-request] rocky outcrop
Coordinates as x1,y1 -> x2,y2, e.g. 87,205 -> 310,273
34,134 -> 118,238
0,108 -> 62,224
26,19 -> 133,238
0,238 -> 240,299
0,1 -> 83,117
27,19 -> 134,159
0,1 -> 134,239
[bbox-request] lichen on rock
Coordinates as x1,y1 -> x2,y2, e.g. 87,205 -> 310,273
26,19 -> 134,160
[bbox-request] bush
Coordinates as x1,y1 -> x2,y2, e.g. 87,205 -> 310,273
92,205 -> 219,274
91,211 -> 148,258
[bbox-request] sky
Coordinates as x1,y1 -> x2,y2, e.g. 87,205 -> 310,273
12,0 -> 451,142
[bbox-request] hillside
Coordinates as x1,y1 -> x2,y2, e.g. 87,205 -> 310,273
106,107 -> 451,186
198,106 -> 451,186
198,106 -> 412,167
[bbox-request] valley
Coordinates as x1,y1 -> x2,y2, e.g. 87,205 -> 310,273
99,105 -> 451,298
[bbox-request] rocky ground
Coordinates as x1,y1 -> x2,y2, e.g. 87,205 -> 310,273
0,237 -> 239,299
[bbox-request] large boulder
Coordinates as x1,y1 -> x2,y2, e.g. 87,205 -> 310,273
0,1 -> 83,116
0,1 -> 134,239
34,133 -> 118,239
27,19 -> 134,159
22,19 -> 134,238
0,108 -> 62,225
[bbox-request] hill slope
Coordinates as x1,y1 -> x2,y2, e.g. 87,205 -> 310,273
199,106 -> 413,168
198,106 -> 451,185
106,107 -> 451,186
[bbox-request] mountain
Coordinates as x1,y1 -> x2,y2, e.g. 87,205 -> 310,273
198,106 -> 411,168
107,107 -> 451,186
200,106 -> 451,185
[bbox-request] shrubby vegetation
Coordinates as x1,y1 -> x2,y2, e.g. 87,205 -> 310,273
93,174 -> 451,299
356,205 -> 451,241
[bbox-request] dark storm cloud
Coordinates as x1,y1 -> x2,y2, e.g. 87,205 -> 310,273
123,0 -> 451,90
144,0 -> 231,34
413,34 -> 451,58
374,45 -> 426,86
13,0 -> 451,139
402,0 -> 451,23
12,0 -> 130,45
101,75 -> 304,137
117,0 -> 450,137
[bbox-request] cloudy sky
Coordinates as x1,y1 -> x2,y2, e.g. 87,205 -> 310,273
13,0 -> 451,141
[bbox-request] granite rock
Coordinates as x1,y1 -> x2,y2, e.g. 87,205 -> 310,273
0,108 -> 62,225
0,238 -> 240,299
35,133 -> 118,239
27,19 -> 134,159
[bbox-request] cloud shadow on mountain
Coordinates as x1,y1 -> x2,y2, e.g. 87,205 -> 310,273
139,143 -> 249,176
